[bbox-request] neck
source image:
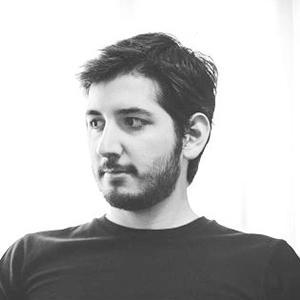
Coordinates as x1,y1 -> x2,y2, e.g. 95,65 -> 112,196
105,180 -> 199,230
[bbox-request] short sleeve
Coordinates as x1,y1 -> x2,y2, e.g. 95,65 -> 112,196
0,238 -> 26,300
263,240 -> 300,300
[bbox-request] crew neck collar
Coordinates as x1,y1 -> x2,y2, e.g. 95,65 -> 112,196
97,214 -> 211,238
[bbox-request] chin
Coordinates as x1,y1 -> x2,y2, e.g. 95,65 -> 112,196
103,182 -> 174,211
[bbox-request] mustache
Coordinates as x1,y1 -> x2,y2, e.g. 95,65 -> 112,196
98,160 -> 137,176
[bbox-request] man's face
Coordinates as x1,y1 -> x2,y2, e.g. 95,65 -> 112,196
86,73 -> 183,211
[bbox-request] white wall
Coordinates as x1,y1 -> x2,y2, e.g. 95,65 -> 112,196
0,0 -> 299,255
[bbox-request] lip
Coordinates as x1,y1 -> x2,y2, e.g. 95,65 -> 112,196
105,171 -> 127,175
103,169 -> 128,174
103,172 -> 130,180
99,164 -> 136,177
100,169 -> 130,177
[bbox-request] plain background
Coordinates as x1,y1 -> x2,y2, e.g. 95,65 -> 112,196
0,0 -> 299,256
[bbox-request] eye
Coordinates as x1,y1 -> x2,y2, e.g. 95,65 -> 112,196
88,119 -> 105,130
124,117 -> 146,129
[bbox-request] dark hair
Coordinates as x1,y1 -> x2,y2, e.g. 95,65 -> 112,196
79,32 -> 218,184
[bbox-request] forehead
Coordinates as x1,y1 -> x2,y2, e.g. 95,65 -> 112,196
87,74 -> 164,114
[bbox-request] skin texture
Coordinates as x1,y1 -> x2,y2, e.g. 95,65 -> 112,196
86,73 -> 210,229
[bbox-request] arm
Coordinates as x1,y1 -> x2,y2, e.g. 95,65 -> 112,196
263,240 -> 300,300
0,239 -> 25,300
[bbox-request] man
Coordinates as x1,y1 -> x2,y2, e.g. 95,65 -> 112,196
1,33 -> 300,299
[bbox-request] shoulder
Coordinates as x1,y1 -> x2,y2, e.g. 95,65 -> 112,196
0,218 -> 101,268
0,218 -> 102,298
202,220 -> 299,262
203,219 -> 279,244
204,220 -> 300,295
201,220 -> 300,298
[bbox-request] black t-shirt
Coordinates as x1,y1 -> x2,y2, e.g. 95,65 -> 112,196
1,216 -> 300,299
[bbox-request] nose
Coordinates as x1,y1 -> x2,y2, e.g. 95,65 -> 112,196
96,122 -> 123,158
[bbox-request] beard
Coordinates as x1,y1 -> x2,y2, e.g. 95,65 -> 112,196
97,138 -> 182,211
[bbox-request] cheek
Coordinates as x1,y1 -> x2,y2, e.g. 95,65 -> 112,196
130,135 -> 175,166
88,142 -> 95,157
88,141 -> 99,164
88,135 -> 98,154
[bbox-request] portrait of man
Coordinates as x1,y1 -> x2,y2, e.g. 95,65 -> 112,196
0,32 -> 299,300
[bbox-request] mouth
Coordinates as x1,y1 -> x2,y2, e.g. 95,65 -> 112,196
98,163 -> 137,178
106,170 -> 127,174
99,168 -> 130,176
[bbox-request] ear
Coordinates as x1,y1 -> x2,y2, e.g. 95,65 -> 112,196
182,113 -> 211,160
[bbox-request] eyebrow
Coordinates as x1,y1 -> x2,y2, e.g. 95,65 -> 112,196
85,109 -> 102,116
116,108 -> 153,117
85,107 -> 153,117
